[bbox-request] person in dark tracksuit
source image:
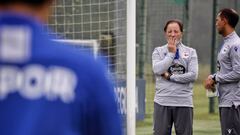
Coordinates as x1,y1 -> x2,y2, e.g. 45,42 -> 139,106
0,1 -> 122,135
204,8 -> 240,135
152,19 -> 198,135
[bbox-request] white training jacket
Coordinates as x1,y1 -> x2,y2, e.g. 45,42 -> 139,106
152,42 -> 198,107
215,31 -> 240,107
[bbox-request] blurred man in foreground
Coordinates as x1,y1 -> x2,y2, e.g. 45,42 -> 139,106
0,0 -> 122,135
204,8 -> 240,135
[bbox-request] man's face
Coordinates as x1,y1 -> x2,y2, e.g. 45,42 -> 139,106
165,22 -> 182,43
216,14 -> 225,35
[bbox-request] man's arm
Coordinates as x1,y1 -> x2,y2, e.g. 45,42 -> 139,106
152,48 -> 175,76
216,45 -> 240,83
169,49 -> 198,83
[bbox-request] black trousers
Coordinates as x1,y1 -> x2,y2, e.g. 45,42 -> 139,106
153,103 -> 193,135
219,106 -> 240,135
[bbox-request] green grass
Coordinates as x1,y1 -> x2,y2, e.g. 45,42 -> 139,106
136,83 -> 221,135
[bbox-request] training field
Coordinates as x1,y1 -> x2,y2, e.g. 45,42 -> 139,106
136,83 -> 221,135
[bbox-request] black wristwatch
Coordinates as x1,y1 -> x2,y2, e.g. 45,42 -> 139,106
212,75 -> 216,83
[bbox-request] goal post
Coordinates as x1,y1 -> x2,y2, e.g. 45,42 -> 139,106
127,0 -> 136,135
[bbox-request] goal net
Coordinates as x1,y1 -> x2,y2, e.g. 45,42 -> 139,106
47,0 -> 135,134
48,0 -> 127,80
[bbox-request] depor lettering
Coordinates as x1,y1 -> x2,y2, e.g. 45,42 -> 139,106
0,64 -> 77,103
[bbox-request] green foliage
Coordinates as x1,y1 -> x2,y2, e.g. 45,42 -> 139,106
173,0 -> 187,5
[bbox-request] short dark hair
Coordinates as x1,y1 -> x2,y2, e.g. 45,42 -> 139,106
164,19 -> 183,32
0,0 -> 49,6
218,8 -> 239,28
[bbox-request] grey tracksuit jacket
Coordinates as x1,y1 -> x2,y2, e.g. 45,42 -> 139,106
152,43 -> 198,107
215,31 -> 240,107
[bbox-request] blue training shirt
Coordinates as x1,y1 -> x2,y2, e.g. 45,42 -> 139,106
0,12 -> 122,135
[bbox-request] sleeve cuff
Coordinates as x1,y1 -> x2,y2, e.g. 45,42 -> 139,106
215,74 -> 219,83
169,74 -> 174,81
